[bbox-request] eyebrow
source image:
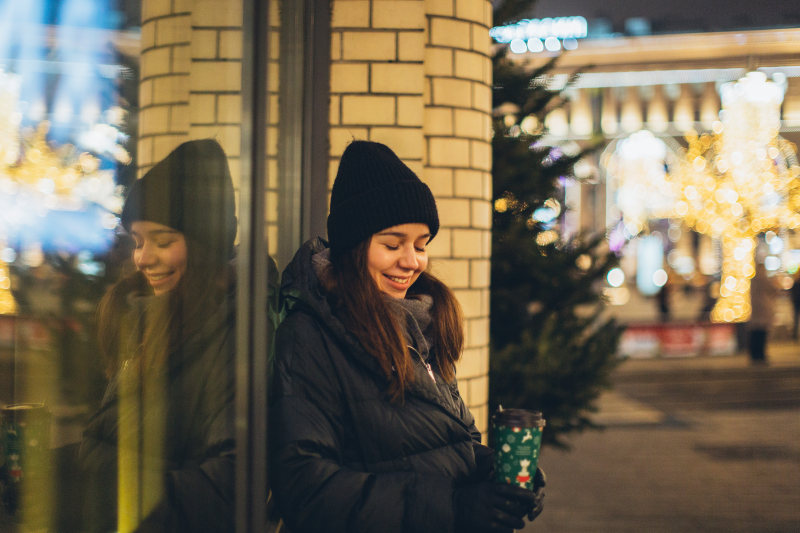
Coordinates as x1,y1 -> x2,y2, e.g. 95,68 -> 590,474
377,231 -> 432,240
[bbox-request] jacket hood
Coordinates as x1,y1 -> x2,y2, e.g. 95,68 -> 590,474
279,238 -> 379,373
279,237 -> 332,320
279,239 -> 464,415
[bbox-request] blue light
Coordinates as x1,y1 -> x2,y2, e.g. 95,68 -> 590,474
636,235 -> 664,296
509,39 -> 528,54
527,39 -> 544,53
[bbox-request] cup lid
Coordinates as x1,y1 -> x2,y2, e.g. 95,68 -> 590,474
493,407 -> 546,427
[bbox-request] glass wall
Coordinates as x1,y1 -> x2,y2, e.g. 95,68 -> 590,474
0,0 -> 302,530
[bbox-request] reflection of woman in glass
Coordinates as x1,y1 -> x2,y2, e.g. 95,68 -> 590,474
80,139 -> 237,531
270,141 -> 543,533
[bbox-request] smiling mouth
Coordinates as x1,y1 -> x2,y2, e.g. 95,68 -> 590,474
146,272 -> 173,282
384,275 -> 410,285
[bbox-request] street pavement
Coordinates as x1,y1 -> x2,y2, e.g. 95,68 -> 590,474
524,339 -> 800,533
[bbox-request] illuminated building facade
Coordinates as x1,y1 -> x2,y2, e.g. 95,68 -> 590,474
499,21 -> 800,334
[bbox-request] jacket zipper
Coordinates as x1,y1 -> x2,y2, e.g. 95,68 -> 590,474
408,345 -> 436,384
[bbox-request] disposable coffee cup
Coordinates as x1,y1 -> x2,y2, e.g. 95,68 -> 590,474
1,403 -> 51,515
491,408 -> 545,490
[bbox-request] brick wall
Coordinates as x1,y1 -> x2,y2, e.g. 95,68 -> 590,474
140,0 -> 495,434
139,0 -> 243,191
331,0 -> 494,435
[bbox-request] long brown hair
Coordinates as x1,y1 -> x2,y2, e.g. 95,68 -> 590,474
322,240 -> 464,401
96,238 -> 234,377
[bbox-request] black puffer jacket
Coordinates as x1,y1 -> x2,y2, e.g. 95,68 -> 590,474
79,289 -> 236,532
270,239 -> 482,533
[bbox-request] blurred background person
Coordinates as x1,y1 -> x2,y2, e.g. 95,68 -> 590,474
747,262 -> 778,365
791,270 -> 800,341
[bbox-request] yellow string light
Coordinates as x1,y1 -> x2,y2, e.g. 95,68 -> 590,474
669,72 -> 800,322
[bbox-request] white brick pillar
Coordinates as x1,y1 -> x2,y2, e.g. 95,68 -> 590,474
424,0 -> 494,436
139,0 -> 192,173
139,0 -> 243,190
329,0 -> 493,435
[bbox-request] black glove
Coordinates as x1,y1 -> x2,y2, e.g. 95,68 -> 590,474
453,482 -> 538,533
529,467 -> 546,521
472,443 -> 495,481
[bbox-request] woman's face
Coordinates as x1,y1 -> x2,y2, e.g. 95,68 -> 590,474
367,223 -> 430,299
130,221 -> 188,295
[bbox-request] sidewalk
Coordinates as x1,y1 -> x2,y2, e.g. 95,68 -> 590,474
527,338 -> 800,533
593,339 -> 800,427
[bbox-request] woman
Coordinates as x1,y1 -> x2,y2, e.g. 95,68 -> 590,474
270,141 -> 544,533
79,139 -> 238,532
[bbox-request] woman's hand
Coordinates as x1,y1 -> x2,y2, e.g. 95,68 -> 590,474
453,481 -> 538,533
472,443 -> 495,481
529,467 -> 546,521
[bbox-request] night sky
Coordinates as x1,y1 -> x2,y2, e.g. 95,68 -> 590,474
525,0 -> 800,34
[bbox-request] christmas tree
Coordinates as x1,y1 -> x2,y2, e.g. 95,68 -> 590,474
489,1 -> 624,448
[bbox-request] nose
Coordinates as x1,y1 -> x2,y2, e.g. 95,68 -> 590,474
398,245 -> 419,270
134,242 -> 156,270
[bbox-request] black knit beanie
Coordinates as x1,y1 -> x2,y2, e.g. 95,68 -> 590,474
327,141 -> 439,257
120,139 -> 237,262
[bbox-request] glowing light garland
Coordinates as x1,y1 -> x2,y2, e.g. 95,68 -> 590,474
669,72 -> 800,322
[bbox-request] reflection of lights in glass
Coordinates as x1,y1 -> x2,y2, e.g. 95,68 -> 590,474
573,159 -> 593,179
768,146 -> 780,159
610,130 -> 679,232
576,254 -> 592,270
53,100 -> 73,123
520,115 -> 539,134
527,39 -> 544,53
669,254 -> 695,276
562,38 -> 578,50
37,178 -> 56,194
1,69 -> 127,276
652,269 -> 668,287
667,225 -> 681,242
536,230 -> 559,246
80,101 -> 101,123
608,223 -> 626,253
636,235 -> 665,296
607,267 -> 625,287
28,99 -> 46,122
533,198 -> 561,224
764,256 -> 781,271
21,245 -> 44,267
768,235 -> 783,254
533,207 -> 556,223
786,250 -> 800,274
510,39 -> 527,54
101,213 -> 119,230
0,248 -> 16,263
544,36 -> 561,51
603,286 -> 630,306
